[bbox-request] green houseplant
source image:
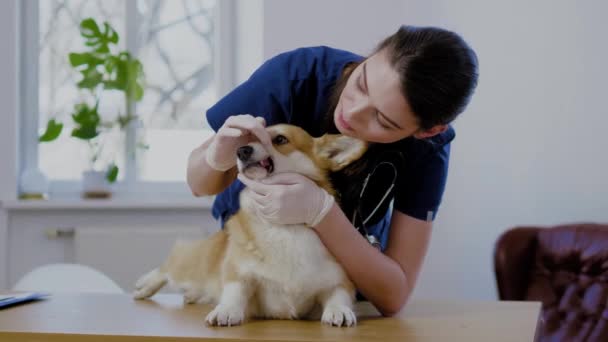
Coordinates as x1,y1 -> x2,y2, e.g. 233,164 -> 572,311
39,17 -> 145,198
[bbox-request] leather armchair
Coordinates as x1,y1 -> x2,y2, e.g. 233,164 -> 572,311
494,223 -> 608,342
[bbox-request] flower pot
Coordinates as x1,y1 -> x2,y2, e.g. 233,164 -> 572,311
82,170 -> 112,199
19,167 -> 50,200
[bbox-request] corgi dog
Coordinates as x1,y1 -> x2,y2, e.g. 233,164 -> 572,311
133,124 -> 367,327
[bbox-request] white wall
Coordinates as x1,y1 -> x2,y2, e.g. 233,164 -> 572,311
401,0 -> 608,300
234,0 -> 407,83
235,0 -> 408,87
262,0 -> 407,59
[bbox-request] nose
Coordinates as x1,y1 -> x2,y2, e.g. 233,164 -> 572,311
345,97 -> 372,125
237,145 -> 254,161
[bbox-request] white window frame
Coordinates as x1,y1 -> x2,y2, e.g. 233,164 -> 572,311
18,0 -> 236,199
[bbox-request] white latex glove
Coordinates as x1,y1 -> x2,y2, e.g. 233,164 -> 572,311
237,173 -> 335,227
205,115 -> 272,171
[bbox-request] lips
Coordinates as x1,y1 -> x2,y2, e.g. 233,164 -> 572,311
338,111 -> 353,131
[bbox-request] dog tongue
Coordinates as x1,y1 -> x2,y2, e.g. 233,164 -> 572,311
259,158 -> 270,167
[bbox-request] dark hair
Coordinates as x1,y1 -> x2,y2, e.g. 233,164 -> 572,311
324,62 -> 357,135
376,26 -> 479,130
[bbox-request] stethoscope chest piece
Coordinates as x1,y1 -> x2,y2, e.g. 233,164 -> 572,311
366,234 -> 382,250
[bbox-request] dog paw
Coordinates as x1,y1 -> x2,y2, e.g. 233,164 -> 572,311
205,305 -> 246,326
133,269 -> 167,300
321,305 -> 357,327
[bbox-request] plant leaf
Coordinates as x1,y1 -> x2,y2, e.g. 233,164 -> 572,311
39,119 -> 63,142
80,18 -> 101,39
106,164 -> 118,183
103,54 -> 128,91
69,52 -> 103,67
69,50 -> 104,90
77,67 -> 103,89
132,83 -> 144,101
71,102 -> 100,127
127,58 -> 145,101
104,22 -> 119,44
78,18 -> 119,56
71,126 -> 99,140
70,102 -> 100,140
101,52 -> 145,102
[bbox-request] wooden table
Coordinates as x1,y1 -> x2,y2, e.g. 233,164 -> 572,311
0,293 -> 540,341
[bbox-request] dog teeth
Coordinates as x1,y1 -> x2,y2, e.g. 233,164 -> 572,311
259,158 -> 270,167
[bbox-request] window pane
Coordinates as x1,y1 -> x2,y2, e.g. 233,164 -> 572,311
38,0 -> 126,180
37,0 -> 219,184
136,0 -> 218,182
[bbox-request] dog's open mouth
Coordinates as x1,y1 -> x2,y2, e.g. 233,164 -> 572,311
245,157 -> 274,174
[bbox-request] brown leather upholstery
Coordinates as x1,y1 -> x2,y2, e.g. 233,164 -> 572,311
494,223 -> 608,342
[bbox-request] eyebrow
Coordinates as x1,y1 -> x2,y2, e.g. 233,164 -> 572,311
363,63 -> 403,130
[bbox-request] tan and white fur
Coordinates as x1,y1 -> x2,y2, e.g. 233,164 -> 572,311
133,124 -> 367,327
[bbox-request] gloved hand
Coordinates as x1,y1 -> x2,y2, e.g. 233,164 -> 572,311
205,115 -> 272,171
237,173 -> 335,227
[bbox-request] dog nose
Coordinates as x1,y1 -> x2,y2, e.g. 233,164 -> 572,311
237,146 -> 254,161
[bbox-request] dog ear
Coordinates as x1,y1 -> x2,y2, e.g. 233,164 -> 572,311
314,134 -> 367,171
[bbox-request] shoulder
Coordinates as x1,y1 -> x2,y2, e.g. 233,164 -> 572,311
394,125 -> 455,163
260,46 -> 364,81
427,125 -> 456,149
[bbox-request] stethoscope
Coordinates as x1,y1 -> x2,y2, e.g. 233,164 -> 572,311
350,161 -> 398,250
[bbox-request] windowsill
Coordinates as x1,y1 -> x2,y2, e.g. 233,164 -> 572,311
0,196 -> 214,210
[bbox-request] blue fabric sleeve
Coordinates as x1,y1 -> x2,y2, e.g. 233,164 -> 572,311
393,142 -> 451,221
205,55 -> 292,132
205,54 -> 294,226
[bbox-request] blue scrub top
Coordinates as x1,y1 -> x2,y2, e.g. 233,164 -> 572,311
205,46 -> 454,251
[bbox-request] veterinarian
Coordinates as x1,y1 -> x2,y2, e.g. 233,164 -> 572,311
187,25 -> 479,316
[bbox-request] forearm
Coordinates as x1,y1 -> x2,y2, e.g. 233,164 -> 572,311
186,136 -> 237,196
312,203 -> 410,316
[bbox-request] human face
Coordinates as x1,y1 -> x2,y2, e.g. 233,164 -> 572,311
333,50 -> 420,143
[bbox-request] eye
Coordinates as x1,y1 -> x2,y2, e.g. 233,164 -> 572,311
376,112 -> 391,129
272,134 -> 289,145
357,75 -> 365,92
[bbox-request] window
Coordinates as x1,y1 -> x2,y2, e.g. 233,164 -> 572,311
23,0 -> 233,196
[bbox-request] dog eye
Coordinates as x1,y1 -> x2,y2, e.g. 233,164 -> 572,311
272,135 -> 289,145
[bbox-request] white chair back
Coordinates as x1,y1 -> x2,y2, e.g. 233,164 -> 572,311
12,263 -> 124,293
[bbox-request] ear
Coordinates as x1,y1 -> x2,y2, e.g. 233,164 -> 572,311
413,124 -> 448,139
314,134 -> 367,171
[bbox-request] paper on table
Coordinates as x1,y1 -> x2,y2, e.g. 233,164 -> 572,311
1,293 -> 38,300
0,292 -> 50,308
